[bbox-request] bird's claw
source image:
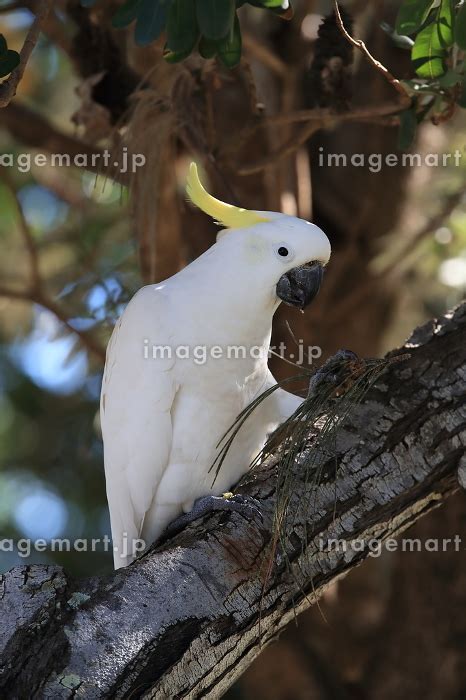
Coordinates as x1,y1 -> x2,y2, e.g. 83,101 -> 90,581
223,493 -> 263,522
308,349 -> 364,398
164,492 -> 263,538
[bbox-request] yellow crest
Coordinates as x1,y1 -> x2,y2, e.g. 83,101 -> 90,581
186,162 -> 269,229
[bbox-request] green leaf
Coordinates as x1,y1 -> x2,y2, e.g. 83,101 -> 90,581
163,44 -> 192,63
80,0 -> 97,6
217,14 -> 242,68
395,0 -> 434,36
411,17 -> 446,78
436,0 -> 454,49
196,0 -> 234,40
112,0 -> 141,28
408,0 -> 453,78
198,36 -> 218,59
167,0 -> 198,53
0,34 -> 7,55
135,0 -> 169,47
0,49 -> 20,78
261,0 -> 289,7
455,3 -> 466,50
398,107 -> 417,150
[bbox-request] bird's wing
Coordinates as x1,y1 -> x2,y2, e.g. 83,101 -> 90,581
100,286 -> 176,568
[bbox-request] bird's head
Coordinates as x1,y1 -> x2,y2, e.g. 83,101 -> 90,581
186,163 -> 331,311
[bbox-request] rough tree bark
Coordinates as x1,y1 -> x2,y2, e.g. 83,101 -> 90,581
1,303 -> 465,699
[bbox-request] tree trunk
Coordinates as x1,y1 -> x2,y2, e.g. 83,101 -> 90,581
1,303 -> 465,699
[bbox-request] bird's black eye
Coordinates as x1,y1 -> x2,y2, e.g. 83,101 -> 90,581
278,246 -> 289,257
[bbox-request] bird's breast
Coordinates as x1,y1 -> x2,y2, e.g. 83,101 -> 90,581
169,360 -> 268,468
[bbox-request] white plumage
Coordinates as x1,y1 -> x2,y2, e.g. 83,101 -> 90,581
101,168 -> 330,568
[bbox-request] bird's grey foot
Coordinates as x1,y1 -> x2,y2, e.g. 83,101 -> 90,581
308,349 -> 364,398
165,492 -> 263,538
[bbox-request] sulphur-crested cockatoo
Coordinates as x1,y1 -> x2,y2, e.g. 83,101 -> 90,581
101,164 -> 331,568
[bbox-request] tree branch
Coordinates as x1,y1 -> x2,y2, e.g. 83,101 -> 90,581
0,286 -> 106,362
231,102 -> 407,175
242,33 -> 288,78
1,170 -> 41,290
0,101 -> 129,185
1,303 -> 465,697
0,0 -> 53,108
329,190 -> 464,327
333,1 -> 410,100
0,168 -> 107,363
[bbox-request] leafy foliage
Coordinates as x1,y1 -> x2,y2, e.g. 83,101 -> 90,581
396,0 -> 437,36
410,1 -> 454,78
390,1 -> 466,148
80,0 -> 292,68
395,1 -> 464,93
74,0 -> 465,151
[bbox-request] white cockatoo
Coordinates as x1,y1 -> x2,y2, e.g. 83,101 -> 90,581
101,164 -> 331,568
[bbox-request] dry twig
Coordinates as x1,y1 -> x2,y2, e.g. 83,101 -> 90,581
331,190 -> 464,325
333,1 -> 411,101
1,171 -> 41,289
235,104 -> 403,175
0,173 -> 106,362
0,0 -> 54,108
242,33 -> 288,78
0,285 -> 107,362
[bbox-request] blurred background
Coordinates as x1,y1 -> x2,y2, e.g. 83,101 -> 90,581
0,0 -> 465,697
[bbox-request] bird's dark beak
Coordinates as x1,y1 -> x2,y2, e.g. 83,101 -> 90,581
276,262 -> 324,310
